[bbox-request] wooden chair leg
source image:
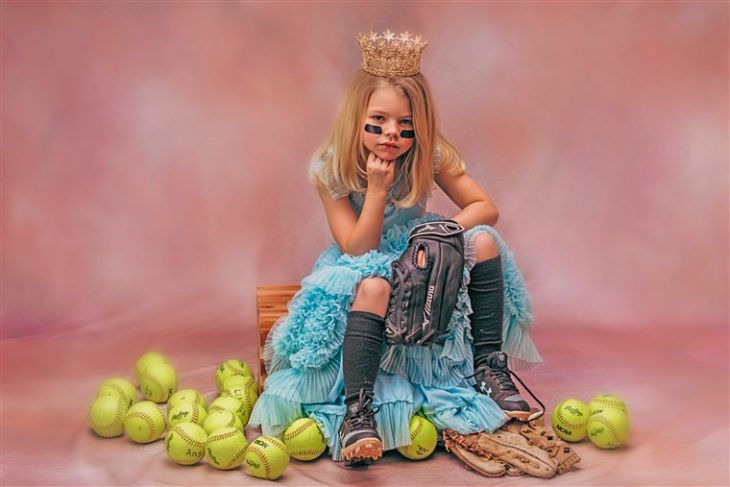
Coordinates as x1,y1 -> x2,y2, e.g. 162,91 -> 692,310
255,284 -> 300,393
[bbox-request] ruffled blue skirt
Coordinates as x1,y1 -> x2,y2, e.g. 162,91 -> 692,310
249,213 -> 541,461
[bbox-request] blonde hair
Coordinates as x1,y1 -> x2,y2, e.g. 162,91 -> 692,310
311,70 -> 465,207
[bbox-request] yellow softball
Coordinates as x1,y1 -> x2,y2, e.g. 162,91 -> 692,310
124,401 -> 166,443
139,362 -> 177,403
168,402 -> 207,428
167,388 -> 207,411
588,393 -> 628,415
209,396 -> 248,425
96,377 -> 137,409
223,375 -> 258,398
134,351 -> 171,383
397,415 -> 438,460
203,409 -> 243,435
244,435 -> 290,480
220,386 -> 256,425
283,418 -> 327,461
205,427 -> 249,470
89,395 -> 128,438
215,358 -> 254,390
165,422 -> 208,465
587,407 -> 630,449
551,398 -> 591,442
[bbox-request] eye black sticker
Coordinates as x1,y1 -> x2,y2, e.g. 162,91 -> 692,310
365,124 -> 415,139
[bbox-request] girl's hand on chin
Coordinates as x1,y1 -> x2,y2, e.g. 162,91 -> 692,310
366,152 -> 395,194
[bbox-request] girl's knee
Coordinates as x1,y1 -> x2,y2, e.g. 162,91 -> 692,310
474,233 -> 500,262
352,277 -> 391,315
356,277 -> 391,301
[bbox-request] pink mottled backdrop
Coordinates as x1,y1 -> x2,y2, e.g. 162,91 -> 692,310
2,2 -> 728,336
1,3 -> 728,485
3,2 -> 727,335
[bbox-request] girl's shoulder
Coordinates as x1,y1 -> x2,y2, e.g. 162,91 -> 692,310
308,147 -> 349,200
309,144 -> 444,200
433,138 -> 466,176
433,143 -> 442,174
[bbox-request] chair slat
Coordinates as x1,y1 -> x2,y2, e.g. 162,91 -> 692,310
255,284 -> 300,391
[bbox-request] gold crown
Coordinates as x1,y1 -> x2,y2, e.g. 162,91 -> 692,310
356,30 -> 428,77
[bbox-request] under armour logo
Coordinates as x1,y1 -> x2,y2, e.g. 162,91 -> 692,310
479,382 -> 492,396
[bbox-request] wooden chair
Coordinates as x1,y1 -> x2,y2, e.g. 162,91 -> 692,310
255,284 -> 300,392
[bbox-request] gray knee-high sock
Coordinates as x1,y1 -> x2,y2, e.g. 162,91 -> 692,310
469,255 -> 504,369
343,311 -> 384,407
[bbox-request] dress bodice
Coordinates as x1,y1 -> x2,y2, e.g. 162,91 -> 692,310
310,145 -> 442,233
348,190 -> 427,232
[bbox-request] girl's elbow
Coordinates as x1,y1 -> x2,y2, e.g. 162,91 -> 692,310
341,238 -> 375,256
343,245 -> 371,257
340,238 -> 361,256
487,204 -> 499,226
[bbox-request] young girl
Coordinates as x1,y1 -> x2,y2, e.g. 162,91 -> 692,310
249,30 -> 541,466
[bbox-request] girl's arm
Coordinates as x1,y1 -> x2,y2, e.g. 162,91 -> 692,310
316,154 -> 395,255
316,183 -> 387,255
435,169 -> 499,230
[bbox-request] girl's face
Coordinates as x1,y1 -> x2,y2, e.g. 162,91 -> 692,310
363,84 -> 415,161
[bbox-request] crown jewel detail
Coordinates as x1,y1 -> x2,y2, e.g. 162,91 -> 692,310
356,30 -> 428,77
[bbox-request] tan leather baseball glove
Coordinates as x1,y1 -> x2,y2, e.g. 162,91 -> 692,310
443,418 -> 580,478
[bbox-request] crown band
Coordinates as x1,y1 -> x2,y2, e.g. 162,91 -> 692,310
357,30 -> 428,77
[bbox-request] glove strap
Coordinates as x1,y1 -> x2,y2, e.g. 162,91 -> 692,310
407,220 -> 464,245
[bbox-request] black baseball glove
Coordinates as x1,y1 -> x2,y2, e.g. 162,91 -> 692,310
385,220 -> 465,346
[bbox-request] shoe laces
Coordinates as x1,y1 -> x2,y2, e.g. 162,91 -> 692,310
466,364 -> 517,393
466,362 -> 547,421
345,388 -> 380,429
490,365 -> 519,393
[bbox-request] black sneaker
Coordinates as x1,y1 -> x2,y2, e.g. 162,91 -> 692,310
339,389 -> 382,466
473,351 -> 531,420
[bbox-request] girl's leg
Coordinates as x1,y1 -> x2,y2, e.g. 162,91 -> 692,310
344,276 -> 389,403
469,233 -> 530,420
470,233 -> 503,365
340,277 -> 389,465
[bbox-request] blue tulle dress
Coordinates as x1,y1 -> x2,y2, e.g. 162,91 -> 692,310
249,153 -> 542,461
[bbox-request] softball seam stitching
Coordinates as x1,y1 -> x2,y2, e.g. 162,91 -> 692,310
283,421 -> 315,440
126,411 -> 160,441
226,445 -> 248,469
92,397 -> 125,431
556,403 -> 589,429
589,416 -> 622,444
173,426 -> 205,447
291,448 -> 324,457
248,447 -> 272,478
208,429 -> 241,442
145,374 -> 166,401
410,418 -> 424,441
106,381 -> 132,405
267,437 -> 289,456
